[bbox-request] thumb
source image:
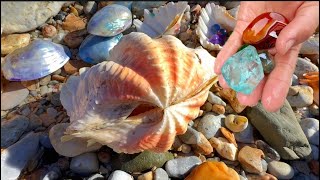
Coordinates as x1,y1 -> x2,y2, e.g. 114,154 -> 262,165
276,1 -> 319,55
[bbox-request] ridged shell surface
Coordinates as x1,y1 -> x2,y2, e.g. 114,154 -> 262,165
53,32 -> 217,154
196,3 -> 236,50
78,34 -> 123,64
2,39 -> 71,81
133,1 -> 190,38
87,4 -> 132,37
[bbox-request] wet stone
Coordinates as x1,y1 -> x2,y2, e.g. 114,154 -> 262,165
165,156 -> 202,178
154,168 -> 169,180
108,170 -> 133,180
268,161 -> 294,179
196,113 -> 224,139
256,140 -> 281,162
70,153 -> 99,175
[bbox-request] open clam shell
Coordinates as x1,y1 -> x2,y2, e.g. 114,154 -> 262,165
51,32 -> 218,155
196,2 -> 236,51
133,1 -> 190,38
2,39 -> 71,81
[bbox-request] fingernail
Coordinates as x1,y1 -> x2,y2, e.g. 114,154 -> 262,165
283,39 -> 295,54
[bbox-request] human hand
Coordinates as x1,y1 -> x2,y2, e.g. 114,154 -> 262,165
214,1 -> 319,112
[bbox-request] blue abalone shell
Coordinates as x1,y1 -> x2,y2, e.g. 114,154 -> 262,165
78,33 -> 123,64
87,4 -> 132,37
2,39 -> 71,81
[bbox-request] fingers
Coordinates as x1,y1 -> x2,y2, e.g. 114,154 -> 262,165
237,77 -> 267,107
261,45 -> 301,112
218,75 -> 229,89
276,1 -> 319,55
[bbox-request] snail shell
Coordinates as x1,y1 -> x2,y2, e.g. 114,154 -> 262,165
225,114 -> 249,133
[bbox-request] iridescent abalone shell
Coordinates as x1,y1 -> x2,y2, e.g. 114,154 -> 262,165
242,12 -> 288,50
2,39 -> 71,81
87,4 -> 132,37
78,33 -> 123,64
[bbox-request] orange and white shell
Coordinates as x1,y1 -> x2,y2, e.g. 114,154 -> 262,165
50,32 -> 217,155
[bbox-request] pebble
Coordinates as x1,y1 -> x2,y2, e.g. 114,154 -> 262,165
294,57 -> 319,77
246,172 -> 277,180
52,74 -> 66,82
137,171 -> 153,180
1,115 -> 30,147
53,69 -> 62,75
311,144 -> 319,160
300,118 -> 319,145
165,156 -> 202,178
291,74 -> 299,86
21,80 -> 40,91
196,113 -> 224,139
309,160 -> 319,175
234,122 -> 254,143
219,88 -> 247,113
1,82 -> 29,110
132,1 -> 167,17
287,85 -> 314,107
27,113 -> 43,131
292,173 -> 318,180
42,25 -> 57,38
211,104 -> 226,114
49,93 -> 62,106
207,91 -> 227,106
203,102 -> 212,112
39,133 -> 53,149
181,144 -> 192,154
97,151 -> 111,164
1,33 -> 31,55
63,29 -> 87,48
108,170 -> 133,180
20,105 -> 31,116
70,153 -> 99,175
154,168 -> 169,180
63,60 -> 91,75
209,137 -> 237,161
290,160 -> 310,175
39,75 -> 52,86
84,1 -> 98,15
255,140 -> 281,162
40,86 -> 49,96
88,173 -> 104,180
267,161 -> 294,179
52,30 -> 68,44
238,146 -> 265,174
1,132 -> 40,180
62,14 -> 86,32
43,168 -> 61,180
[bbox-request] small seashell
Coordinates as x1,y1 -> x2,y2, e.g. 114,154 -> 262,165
196,2 -> 236,50
133,2 -> 190,38
78,33 -> 123,64
209,137 -> 237,161
2,39 -> 71,81
225,114 -> 249,133
50,32 -> 218,155
87,4 -> 132,37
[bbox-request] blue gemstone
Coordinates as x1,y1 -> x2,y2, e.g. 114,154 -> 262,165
79,34 -> 123,64
221,45 -> 264,94
210,24 -> 221,34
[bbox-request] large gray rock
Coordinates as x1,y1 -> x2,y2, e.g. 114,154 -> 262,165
246,100 -> 312,160
70,153 -> 99,175
1,2 -> 66,34
1,132 -> 40,180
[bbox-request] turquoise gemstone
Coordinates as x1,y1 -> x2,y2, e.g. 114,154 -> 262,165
221,45 -> 264,95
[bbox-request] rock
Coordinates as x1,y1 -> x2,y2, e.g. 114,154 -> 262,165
40,86 -> 49,96
309,160 -> 319,175
39,133 -> 53,149
300,118 -> 319,145
290,160 -> 310,175
209,137 -> 237,161
238,146 -> 265,174
88,173 -> 104,180
1,115 -> 30,147
42,25 -> 57,38
287,85 -> 314,108
219,89 -> 247,113
267,161 -> 294,179
294,57 -> 319,77
246,100 -> 312,160
119,151 -> 174,173
21,80 -> 40,91
196,113 -> 224,139
63,60 -> 91,75
207,91 -> 226,106
132,1 -> 167,17
165,156 -> 202,178
84,1 -> 97,15
52,75 -> 66,82
154,168 -> 169,180
179,126 -> 213,155
203,102 -> 212,112
70,153 -> 99,175
43,168 -> 61,180
181,144 -> 192,154
234,122 -> 254,143
211,104 -> 226,114
311,145 -> 319,160
1,132 -> 39,180
57,157 -> 70,172
108,170 -> 133,180
300,34 -> 319,55
62,14 -> 86,32
246,172 -> 277,180
39,75 -> 52,86
52,30 -> 68,44
1,33 -> 30,55
1,2 -> 65,34
255,140 -> 281,162
291,74 -> 299,86
137,171 -> 153,180
1,82 -> 29,110
222,1 -> 241,9
49,123 -> 102,157
185,161 -> 240,180
64,30 -> 87,49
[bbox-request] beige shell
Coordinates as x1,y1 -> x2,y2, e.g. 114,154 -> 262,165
133,1 -> 190,38
225,114 -> 249,133
50,32 -> 217,155
196,2 -> 236,51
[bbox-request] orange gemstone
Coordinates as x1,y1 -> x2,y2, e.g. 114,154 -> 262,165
242,12 -> 288,50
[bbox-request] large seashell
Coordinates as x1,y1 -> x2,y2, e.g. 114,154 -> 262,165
225,114 -> 249,133
300,72 -> 319,105
196,2 -> 236,51
2,39 -> 71,81
133,2 -> 190,38
78,34 -> 123,64
87,4 -> 132,37
51,32 -> 218,155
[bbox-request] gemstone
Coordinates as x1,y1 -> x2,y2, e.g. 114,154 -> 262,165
217,29 -> 227,37
221,45 -> 264,95
209,34 -> 221,44
210,24 -> 221,34
258,51 -> 275,74
242,12 -> 288,50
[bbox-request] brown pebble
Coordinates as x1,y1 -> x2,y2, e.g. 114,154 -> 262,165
63,29 -> 87,48
52,75 -> 66,82
219,89 -> 247,113
137,171 -> 153,180
238,146 -> 265,174
191,132 -> 213,155
211,104 -> 225,114
63,60 -> 91,75
42,25 -> 57,38
21,80 -> 39,91
247,172 -> 277,180
62,14 -> 86,32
